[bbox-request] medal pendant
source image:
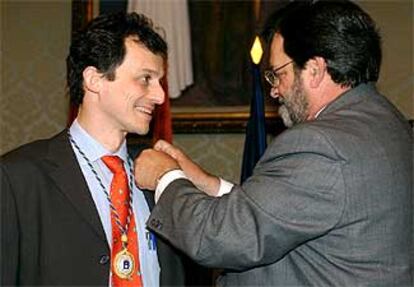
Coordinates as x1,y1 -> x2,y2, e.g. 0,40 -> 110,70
113,248 -> 135,279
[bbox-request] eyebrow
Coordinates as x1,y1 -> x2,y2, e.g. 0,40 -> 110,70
269,61 -> 293,72
139,68 -> 164,79
140,68 -> 158,74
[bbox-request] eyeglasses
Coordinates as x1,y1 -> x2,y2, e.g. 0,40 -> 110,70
264,61 -> 293,87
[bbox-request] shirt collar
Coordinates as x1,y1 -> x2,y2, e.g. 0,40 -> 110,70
314,106 -> 327,119
69,119 -> 128,163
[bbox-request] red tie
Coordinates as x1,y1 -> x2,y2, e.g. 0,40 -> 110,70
101,156 -> 143,287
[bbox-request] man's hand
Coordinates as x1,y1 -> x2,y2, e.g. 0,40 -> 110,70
134,149 -> 179,190
154,140 -> 220,196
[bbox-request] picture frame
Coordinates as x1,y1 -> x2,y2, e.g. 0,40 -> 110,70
71,0 -> 284,134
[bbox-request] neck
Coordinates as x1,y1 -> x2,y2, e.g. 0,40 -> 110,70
77,107 -> 126,153
307,84 -> 351,120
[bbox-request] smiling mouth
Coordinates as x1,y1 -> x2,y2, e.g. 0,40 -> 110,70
135,106 -> 153,116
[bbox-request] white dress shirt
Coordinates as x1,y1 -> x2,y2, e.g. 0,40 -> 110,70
155,170 -> 233,202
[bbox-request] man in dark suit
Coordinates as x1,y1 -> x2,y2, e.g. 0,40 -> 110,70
1,12 -> 194,286
134,1 -> 413,286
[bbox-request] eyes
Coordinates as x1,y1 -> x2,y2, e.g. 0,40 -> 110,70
138,74 -> 152,86
134,68 -> 164,89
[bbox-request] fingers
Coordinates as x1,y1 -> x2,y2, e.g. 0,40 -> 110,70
147,143 -> 221,196
154,140 -> 183,160
134,148 -> 179,190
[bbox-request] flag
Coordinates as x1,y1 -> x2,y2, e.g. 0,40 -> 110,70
240,37 -> 267,183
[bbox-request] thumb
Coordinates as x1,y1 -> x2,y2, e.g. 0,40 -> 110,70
154,140 -> 181,160
154,139 -> 171,153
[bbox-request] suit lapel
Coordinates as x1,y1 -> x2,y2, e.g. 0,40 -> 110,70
46,131 -> 107,243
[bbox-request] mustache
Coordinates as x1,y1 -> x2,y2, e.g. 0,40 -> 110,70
277,97 -> 285,105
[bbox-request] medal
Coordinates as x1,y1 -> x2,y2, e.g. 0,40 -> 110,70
114,247 -> 135,279
113,233 -> 136,280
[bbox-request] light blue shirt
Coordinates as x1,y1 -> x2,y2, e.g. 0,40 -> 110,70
69,120 -> 159,287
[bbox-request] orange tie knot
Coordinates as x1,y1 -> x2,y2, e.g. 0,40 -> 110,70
101,155 -> 125,175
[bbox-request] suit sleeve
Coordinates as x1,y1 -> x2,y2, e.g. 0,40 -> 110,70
147,126 -> 346,271
1,163 -> 19,285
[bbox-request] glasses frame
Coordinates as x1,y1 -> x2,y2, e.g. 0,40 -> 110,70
264,61 -> 294,87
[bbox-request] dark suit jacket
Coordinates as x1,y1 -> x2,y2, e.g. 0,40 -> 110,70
0,131 -> 199,286
148,84 -> 413,286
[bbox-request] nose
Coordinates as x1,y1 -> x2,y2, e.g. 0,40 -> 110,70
151,81 -> 165,105
270,86 -> 279,99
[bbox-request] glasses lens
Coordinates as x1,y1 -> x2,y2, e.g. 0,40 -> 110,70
264,61 -> 293,87
264,70 -> 277,87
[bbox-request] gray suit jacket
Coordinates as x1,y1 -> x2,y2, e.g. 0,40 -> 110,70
148,84 -> 413,286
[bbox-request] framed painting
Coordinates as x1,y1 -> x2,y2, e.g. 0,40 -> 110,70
71,0 -> 286,134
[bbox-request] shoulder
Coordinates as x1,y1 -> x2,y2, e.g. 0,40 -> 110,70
265,121 -> 345,162
1,130 -> 67,169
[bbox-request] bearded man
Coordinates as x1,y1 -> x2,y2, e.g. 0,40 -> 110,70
134,1 -> 413,286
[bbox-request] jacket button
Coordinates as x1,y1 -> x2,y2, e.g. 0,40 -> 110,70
99,255 -> 110,265
151,218 -> 163,229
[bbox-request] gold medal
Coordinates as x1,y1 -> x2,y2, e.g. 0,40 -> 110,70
113,248 -> 135,279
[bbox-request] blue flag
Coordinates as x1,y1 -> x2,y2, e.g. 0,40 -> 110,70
240,63 -> 267,183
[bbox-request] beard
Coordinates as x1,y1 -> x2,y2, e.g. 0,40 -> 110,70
278,72 -> 309,128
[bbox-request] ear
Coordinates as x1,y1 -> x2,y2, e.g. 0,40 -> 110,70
306,57 -> 327,88
83,66 -> 103,94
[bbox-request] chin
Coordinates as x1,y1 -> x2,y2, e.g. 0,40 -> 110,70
131,130 -> 148,136
134,126 -> 150,136
125,123 -> 149,136
279,105 -> 294,128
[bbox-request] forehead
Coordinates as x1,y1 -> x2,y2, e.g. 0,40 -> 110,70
269,33 -> 290,67
121,37 -> 164,70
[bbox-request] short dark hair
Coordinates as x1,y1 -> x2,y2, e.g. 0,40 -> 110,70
66,12 -> 168,106
264,0 -> 382,88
